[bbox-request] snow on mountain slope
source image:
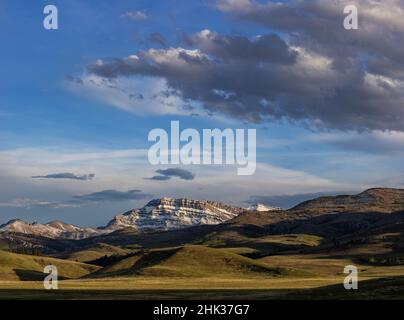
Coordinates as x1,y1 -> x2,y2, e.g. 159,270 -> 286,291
247,203 -> 282,212
104,198 -> 244,232
0,198 -> 245,239
0,219 -> 101,240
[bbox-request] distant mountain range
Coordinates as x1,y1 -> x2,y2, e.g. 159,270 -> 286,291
0,197 -> 244,239
0,219 -> 100,240
2,188 -> 404,254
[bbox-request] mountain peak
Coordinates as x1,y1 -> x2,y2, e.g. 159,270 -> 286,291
105,197 -> 244,232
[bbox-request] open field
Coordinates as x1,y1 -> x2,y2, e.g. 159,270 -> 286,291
0,277 -> 370,300
2,230 -> 404,299
1,275 -> 404,299
1,246 -> 404,299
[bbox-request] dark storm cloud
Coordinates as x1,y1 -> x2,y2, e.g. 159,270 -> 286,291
86,0 -> 404,131
32,173 -> 95,181
73,189 -> 151,203
147,168 -> 195,181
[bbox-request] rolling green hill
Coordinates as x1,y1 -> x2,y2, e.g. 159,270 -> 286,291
91,245 -> 308,278
0,250 -> 100,281
58,243 -> 131,264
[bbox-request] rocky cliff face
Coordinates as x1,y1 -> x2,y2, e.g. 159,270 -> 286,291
104,198 -> 243,232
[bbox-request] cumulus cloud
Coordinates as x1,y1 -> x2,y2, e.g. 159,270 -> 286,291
147,168 -> 195,181
80,0 -> 404,131
216,0 -> 404,73
32,172 -> 95,181
185,29 -> 297,64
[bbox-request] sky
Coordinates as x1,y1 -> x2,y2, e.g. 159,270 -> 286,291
1,0 -> 404,227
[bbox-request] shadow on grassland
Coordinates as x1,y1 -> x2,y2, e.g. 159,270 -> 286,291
1,276 -> 404,300
0,288 -> 292,300
285,275 -> 404,300
13,269 -> 69,281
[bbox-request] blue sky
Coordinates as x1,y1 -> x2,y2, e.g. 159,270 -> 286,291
1,0 -> 404,226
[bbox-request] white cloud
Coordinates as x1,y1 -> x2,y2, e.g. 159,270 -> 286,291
67,74 -> 204,116
121,10 -> 148,21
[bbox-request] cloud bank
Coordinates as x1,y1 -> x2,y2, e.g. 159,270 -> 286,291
79,0 -> 404,131
73,189 -> 151,203
0,189 -> 152,209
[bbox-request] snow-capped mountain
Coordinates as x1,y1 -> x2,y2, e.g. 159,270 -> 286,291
0,219 -> 102,240
247,203 -> 282,212
0,198 -> 244,239
104,198 -> 244,232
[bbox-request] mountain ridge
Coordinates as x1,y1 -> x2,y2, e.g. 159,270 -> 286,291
0,197 -> 244,239
2,188 -> 404,244
290,187 -> 404,215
